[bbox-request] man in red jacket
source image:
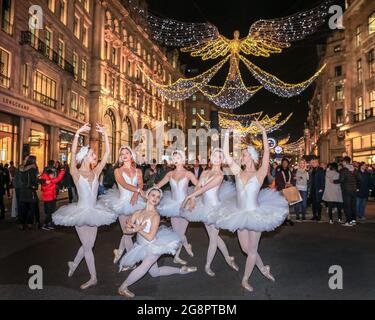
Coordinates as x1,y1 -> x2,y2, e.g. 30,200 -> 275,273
40,168 -> 65,230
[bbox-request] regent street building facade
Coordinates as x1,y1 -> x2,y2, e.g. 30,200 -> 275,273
0,0 -> 185,168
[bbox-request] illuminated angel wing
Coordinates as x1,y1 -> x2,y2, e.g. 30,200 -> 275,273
278,136 -> 291,146
181,35 -> 232,60
240,0 -> 333,57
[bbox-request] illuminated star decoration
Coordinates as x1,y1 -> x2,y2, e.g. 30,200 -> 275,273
133,0 -> 332,109
198,111 -> 293,137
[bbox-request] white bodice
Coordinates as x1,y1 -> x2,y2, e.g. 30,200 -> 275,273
201,176 -> 220,207
118,172 -> 138,201
235,175 -> 261,211
77,174 -> 99,208
170,176 -> 189,203
136,218 -> 153,244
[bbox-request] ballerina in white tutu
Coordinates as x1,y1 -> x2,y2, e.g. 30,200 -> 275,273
118,187 -> 197,298
100,146 -> 145,265
217,120 -> 289,292
156,150 -> 199,265
53,123 -> 117,290
181,149 -> 239,277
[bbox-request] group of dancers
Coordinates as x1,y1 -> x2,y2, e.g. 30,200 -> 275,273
52,121 -> 289,298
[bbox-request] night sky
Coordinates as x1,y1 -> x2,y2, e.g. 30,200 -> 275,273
147,0 -> 342,141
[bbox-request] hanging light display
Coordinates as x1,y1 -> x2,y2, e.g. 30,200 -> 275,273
198,111 -> 292,137
133,0 -> 332,109
252,135 -> 305,155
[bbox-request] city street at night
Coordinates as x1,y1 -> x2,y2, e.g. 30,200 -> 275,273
1,203 -> 375,300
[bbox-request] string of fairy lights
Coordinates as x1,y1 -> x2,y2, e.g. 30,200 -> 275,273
131,0 -> 332,109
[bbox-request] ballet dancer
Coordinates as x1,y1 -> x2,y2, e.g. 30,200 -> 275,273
217,120 -> 289,292
156,150 -> 198,265
118,187 -> 197,298
181,148 -> 239,277
53,123 -> 117,289
100,145 -> 145,265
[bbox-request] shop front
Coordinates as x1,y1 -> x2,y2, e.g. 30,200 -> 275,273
351,133 -> 375,164
0,111 -> 19,164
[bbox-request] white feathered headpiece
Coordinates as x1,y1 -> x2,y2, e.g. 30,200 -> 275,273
247,145 -> 259,164
146,186 -> 163,199
172,149 -> 186,162
76,146 -> 90,164
119,145 -> 136,162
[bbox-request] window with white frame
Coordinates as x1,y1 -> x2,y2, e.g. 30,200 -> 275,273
0,47 -> 10,88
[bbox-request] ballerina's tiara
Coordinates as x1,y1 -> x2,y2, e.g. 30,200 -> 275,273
172,149 -> 186,162
247,145 -> 259,164
76,146 -> 90,164
146,186 -> 163,198
119,145 -> 136,161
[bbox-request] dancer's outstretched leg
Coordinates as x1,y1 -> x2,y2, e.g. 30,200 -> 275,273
148,261 -> 196,277
68,246 -> 84,277
241,231 -> 262,292
204,224 -> 219,276
76,225 -> 98,289
237,230 -> 274,282
114,216 -> 133,263
171,217 -> 193,256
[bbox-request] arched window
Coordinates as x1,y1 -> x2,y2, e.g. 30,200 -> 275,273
105,11 -> 112,27
103,108 -> 116,162
121,117 -> 132,148
122,29 -> 128,42
137,43 -> 142,56
129,35 -> 134,48
114,19 -> 120,33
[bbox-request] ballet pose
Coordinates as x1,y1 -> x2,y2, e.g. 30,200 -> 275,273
100,146 -> 145,265
53,123 -> 117,290
181,149 -> 239,277
217,120 -> 289,292
156,150 -> 198,265
118,187 -> 197,298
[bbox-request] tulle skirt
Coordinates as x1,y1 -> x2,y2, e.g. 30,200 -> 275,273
181,181 -> 236,224
52,203 -> 117,227
99,188 -> 146,216
157,186 -> 195,218
215,188 -> 289,232
119,227 -> 180,268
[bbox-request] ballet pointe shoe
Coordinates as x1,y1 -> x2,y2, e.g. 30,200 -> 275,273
225,256 -> 239,272
205,265 -> 215,277
180,266 -> 198,274
113,249 -> 123,264
260,265 -> 275,282
118,287 -> 135,298
80,277 -> 97,290
185,243 -> 194,257
67,261 -> 77,278
241,278 -> 254,292
173,256 -> 188,265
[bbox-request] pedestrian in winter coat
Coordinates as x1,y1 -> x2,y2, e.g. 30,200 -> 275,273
356,163 -> 373,220
323,163 -> 343,224
40,168 -> 65,230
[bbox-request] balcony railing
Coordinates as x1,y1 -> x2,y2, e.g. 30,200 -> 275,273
20,31 -> 74,76
33,91 -> 57,108
0,73 -> 10,88
353,107 -> 375,123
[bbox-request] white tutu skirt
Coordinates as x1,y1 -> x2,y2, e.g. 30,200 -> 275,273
157,187 -> 194,218
52,203 -> 117,227
215,189 -> 289,232
119,227 -> 180,268
181,181 -> 236,224
99,188 -> 146,216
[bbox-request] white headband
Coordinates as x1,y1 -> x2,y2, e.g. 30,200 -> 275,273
172,150 -> 186,162
76,146 -> 90,164
119,145 -> 136,162
146,187 -> 163,199
247,145 -> 259,164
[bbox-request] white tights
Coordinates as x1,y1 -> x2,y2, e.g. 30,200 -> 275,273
73,226 -> 98,279
171,217 -> 189,258
120,255 -> 189,289
237,229 -> 263,282
118,215 -> 134,253
204,224 -> 231,269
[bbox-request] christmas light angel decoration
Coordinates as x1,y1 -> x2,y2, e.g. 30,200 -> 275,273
133,0 -> 332,109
